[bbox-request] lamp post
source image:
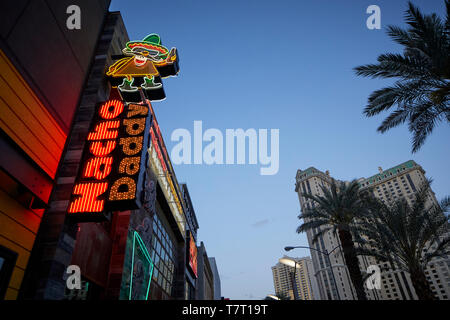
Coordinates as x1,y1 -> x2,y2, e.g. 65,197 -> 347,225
285,245 -> 341,300
278,257 -> 301,300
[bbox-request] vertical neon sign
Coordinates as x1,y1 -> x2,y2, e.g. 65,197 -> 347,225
68,100 -> 152,221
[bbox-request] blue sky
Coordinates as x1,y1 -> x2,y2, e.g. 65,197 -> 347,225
110,0 -> 449,299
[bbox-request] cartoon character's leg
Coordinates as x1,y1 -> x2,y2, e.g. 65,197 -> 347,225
141,76 -> 162,90
118,76 -> 142,103
141,75 -> 166,101
118,76 -> 138,91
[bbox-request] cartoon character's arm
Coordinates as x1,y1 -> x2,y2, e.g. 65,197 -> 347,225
166,48 -> 177,63
154,48 -> 179,78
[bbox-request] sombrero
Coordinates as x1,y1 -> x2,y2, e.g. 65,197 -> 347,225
124,34 -> 169,58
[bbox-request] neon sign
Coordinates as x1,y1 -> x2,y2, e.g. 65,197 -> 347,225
68,99 -> 152,221
66,33 -> 179,221
107,34 -> 179,103
129,231 -> 154,300
187,233 -> 198,278
148,117 -> 186,236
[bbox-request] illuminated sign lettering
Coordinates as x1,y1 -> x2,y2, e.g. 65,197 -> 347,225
187,233 -> 198,278
68,98 -> 152,221
107,34 -> 179,103
148,116 -> 186,236
67,32 -> 179,221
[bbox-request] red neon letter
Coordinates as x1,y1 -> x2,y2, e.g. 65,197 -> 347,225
83,156 -> 113,180
99,99 -> 124,119
68,182 -> 108,213
87,120 -> 120,140
89,140 -> 117,157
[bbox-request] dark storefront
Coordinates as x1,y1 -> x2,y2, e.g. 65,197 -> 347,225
0,0 -> 112,300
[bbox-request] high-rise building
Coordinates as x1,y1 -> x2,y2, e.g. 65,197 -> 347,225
358,160 -> 450,300
272,256 -> 319,300
295,160 -> 450,300
208,257 -> 221,300
295,168 -> 370,300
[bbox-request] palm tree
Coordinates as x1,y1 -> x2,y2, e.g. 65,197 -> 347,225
354,1 -> 450,153
355,180 -> 450,300
297,180 -> 368,300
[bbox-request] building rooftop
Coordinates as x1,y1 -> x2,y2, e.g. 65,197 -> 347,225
360,160 -> 420,187
296,160 -> 422,190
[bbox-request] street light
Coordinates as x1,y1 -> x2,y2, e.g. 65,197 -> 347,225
265,294 -> 280,300
284,245 -> 341,300
279,257 -> 301,300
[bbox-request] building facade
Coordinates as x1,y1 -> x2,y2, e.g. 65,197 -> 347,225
0,0 -> 111,300
208,257 -> 221,300
181,183 -> 199,300
272,256 -> 318,300
358,160 -> 450,300
295,160 -> 450,300
295,167 -> 371,300
2,1 -> 220,301
0,0 -> 217,301
196,242 -> 214,300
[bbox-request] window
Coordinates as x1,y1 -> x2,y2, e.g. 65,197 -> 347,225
0,246 -> 18,300
150,214 -> 176,296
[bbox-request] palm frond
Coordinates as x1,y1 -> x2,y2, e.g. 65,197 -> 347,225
359,179 -> 450,276
377,108 -> 410,133
408,103 -> 443,152
354,0 -> 450,152
363,80 -> 431,117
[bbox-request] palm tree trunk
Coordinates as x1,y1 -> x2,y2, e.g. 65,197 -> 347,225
337,228 -> 367,300
409,267 -> 436,300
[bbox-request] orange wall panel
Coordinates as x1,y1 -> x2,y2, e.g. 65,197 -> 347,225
0,49 -> 67,178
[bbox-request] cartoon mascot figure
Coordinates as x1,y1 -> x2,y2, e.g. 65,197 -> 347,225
106,33 -> 179,102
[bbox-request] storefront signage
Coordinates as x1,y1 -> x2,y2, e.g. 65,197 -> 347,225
187,232 -> 198,278
106,33 -> 179,103
148,122 -> 186,236
68,99 -> 152,221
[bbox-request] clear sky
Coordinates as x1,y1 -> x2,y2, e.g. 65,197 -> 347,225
110,0 -> 449,299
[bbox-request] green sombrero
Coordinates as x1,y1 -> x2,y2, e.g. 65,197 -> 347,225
124,34 -> 169,59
